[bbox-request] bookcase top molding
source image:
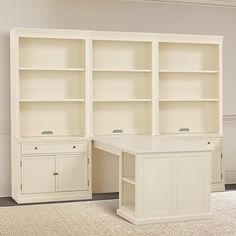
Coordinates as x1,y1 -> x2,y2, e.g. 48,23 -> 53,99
11,28 -> 223,43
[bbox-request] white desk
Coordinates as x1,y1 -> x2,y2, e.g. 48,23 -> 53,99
93,135 -> 212,225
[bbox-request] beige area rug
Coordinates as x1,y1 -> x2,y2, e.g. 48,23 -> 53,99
0,191 -> 236,236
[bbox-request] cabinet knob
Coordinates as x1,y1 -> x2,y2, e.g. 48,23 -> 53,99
73,146 -> 76,149
34,147 -> 38,150
207,142 -> 211,144
53,173 -> 58,176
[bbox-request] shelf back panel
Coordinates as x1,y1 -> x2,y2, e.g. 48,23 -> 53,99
93,40 -> 151,70
159,73 -> 219,100
93,102 -> 152,135
19,38 -> 85,68
159,43 -> 219,71
93,72 -> 151,100
159,101 -> 219,134
20,102 -> 85,136
20,71 -> 85,100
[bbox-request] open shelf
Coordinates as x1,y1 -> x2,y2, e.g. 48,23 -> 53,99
93,69 -> 151,73
159,99 -> 219,102
93,102 -> 152,135
20,99 -> 85,102
20,102 -> 85,137
159,42 -> 219,71
159,70 -> 218,73
19,70 -> 85,101
19,38 -> 85,69
159,72 -> 219,101
93,71 -> 151,101
122,182 -> 135,216
93,40 -> 151,71
159,101 -> 219,134
93,99 -> 151,102
19,67 -> 85,71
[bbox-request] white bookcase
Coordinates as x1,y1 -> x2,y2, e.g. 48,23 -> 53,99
92,39 -> 152,135
11,28 -> 224,204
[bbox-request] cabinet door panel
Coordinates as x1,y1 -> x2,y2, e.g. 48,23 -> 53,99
212,150 -> 222,183
22,156 -> 55,194
56,155 -> 88,192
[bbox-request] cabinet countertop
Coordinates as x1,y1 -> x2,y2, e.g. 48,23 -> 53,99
92,135 -> 213,155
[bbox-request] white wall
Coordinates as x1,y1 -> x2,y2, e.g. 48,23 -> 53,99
1,0 -> 236,196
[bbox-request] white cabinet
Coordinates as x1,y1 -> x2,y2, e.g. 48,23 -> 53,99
21,154 -> 88,195
56,155 -> 88,192
22,156 -> 55,194
118,150 -> 211,224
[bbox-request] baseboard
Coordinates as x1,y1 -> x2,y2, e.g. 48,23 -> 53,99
0,185 -> 11,197
225,171 -> 236,184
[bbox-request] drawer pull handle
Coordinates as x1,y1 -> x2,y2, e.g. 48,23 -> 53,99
73,146 -> 76,149
53,173 -> 58,176
34,147 -> 38,150
179,128 -> 190,132
207,142 -> 211,144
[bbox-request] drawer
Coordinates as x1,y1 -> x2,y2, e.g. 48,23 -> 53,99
190,138 -> 222,149
172,137 -> 222,149
21,142 -> 87,155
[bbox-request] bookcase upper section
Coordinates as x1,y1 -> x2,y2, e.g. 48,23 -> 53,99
10,28 -> 223,138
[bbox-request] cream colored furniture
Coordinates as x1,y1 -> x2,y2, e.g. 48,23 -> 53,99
93,135 -> 212,224
11,28 -> 224,204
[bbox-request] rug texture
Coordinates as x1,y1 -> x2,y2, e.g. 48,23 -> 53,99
0,191 -> 236,236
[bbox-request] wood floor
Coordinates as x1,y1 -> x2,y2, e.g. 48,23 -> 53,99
0,184 -> 235,207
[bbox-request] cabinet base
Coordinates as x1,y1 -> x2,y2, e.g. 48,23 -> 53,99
12,191 -> 92,204
117,209 -> 211,225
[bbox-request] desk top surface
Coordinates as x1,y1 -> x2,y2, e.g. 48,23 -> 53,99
93,135 -> 213,155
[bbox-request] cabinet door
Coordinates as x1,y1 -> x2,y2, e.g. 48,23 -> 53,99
212,150 -> 222,183
56,155 -> 88,192
22,156 -> 55,194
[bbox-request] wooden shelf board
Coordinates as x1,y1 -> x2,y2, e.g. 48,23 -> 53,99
93,69 -> 152,73
122,177 -> 135,185
19,99 -> 85,102
93,99 -> 151,102
19,67 -> 85,72
159,70 -> 218,73
159,99 -> 219,102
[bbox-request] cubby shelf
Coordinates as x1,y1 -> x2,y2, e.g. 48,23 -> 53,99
19,99 -> 85,102
19,67 -> 85,72
159,99 -> 219,102
93,99 -> 151,102
122,203 -> 135,216
93,69 -> 151,73
122,177 -> 135,185
159,70 -> 218,73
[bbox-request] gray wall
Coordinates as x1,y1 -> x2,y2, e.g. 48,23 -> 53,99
1,0 -> 236,195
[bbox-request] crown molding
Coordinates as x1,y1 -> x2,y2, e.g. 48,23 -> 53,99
223,115 -> 236,122
123,0 -> 236,8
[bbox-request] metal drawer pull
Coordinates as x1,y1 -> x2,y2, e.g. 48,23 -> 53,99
207,141 -> 211,144
179,128 -> 190,132
112,129 -> 123,134
41,130 -> 53,135
34,147 -> 38,150
73,146 -> 76,149
53,173 -> 59,176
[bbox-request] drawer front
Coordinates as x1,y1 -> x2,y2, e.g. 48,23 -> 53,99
22,142 -> 87,155
189,138 -> 222,149
172,137 -> 222,150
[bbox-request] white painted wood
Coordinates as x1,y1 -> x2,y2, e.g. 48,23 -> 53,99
22,156 -> 55,194
56,155 -> 88,192
21,142 -> 87,155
